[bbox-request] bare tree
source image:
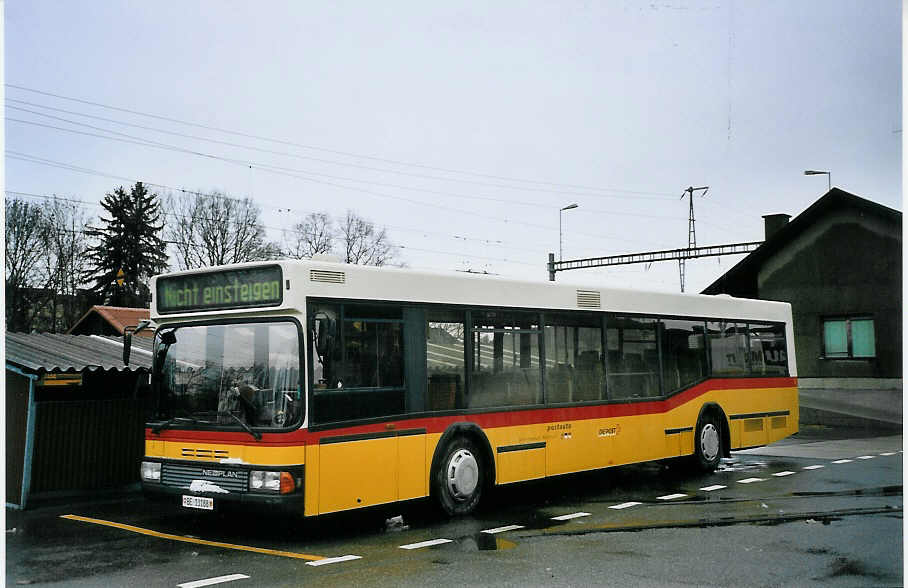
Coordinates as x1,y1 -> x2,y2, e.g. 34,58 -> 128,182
283,212 -> 334,259
5,199 -> 48,331
5,197 -> 96,332
166,191 -> 281,270
338,210 -> 396,266
43,198 -> 91,332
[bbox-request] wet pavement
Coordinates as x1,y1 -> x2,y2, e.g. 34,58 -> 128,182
6,427 -> 902,587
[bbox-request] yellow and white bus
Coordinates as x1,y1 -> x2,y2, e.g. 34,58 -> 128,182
138,259 -> 797,516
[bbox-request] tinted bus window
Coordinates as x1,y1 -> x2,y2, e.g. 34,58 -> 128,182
544,313 -> 604,403
707,321 -> 748,376
607,316 -> 661,399
749,323 -> 788,376
661,319 -> 708,394
427,309 -> 466,411
309,302 -> 405,424
470,310 -> 541,408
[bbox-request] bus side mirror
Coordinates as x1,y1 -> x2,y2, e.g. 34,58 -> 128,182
123,319 -> 154,366
123,326 -> 135,366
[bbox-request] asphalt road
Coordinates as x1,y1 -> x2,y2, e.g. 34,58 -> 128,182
6,428 -> 902,587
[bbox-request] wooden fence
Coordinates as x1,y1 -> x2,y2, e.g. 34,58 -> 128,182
30,398 -> 147,494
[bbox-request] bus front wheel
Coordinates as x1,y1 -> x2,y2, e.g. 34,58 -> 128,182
433,436 -> 483,516
693,414 -> 723,471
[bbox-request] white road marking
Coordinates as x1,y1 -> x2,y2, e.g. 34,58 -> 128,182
399,539 -> 453,550
656,493 -> 687,500
737,477 -> 765,484
856,455 -> 875,460
700,485 -> 726,492
880,452 -> 896,456
772,471 -> 795,477
832,459 -> 853,464
608,502 -> 641,510
178,575 -> 250,588
802,465 -> 825,470
481,525 -> 524,534
551,512 -> 591,521
305,555 -> 362,567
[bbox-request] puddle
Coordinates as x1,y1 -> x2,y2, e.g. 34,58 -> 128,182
718,458 -> 768,473
754,516 -> 842,527
790,485 -> 902,498
456,534 -> 517,551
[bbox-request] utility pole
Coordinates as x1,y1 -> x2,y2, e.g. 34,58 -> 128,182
679,186 -> 708,292
547,185 -> 761,290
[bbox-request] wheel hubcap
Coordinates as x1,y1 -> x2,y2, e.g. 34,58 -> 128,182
700,423 -> 720,461
446,449 -> 478,500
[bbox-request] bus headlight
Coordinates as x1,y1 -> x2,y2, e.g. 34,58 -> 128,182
141,461 -> 161,482
250,470 -> 296,494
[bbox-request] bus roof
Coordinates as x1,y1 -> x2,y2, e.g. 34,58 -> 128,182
150,259 -> 792,324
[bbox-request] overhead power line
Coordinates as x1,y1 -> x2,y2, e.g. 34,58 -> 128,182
7,102 -> 674,206
5,188 -> 548,266
8,150 -> 672,249
6,83 -> 676,199
9,99 -> 679,215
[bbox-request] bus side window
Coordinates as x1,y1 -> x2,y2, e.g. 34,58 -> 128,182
606,316 -> 661,399
309,304 -> 340,389
707,321 -> 748,376
660,319 -> 708,394
748,323 -> 788,376
544,312 -> 604,404
469,311 -> 541,409
426,310 -> 465,411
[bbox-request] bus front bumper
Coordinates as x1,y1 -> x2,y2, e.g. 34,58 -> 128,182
142,481 -> 307,514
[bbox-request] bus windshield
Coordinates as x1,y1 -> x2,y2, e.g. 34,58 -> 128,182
154,320 -> 303,430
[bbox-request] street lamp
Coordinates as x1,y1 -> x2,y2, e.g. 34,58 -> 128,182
804,170 -> 831,191
559,203 -> 578,261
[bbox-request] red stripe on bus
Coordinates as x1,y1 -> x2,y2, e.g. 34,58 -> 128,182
146,377 -> 796,446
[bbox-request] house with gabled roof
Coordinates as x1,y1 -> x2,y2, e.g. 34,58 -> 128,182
66,305 -> 153,338
703,188 -> 901,427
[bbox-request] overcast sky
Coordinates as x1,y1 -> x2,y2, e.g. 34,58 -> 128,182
6,1 -> 902,293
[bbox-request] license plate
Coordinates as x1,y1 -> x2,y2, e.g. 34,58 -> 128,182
182,495 -> 214,510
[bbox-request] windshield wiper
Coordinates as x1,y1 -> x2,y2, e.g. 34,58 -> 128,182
150,416 -> 198,434
218,411 -> 262,441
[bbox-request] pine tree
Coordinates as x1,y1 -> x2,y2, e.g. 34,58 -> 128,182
83,182 -> 168,307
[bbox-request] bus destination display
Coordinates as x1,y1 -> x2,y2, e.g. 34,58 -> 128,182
157,266 -> 283,313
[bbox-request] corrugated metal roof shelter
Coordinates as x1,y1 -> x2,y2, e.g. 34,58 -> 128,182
67,305 -> 153,338
6,333 -> 153,373
6,333 -> 154,509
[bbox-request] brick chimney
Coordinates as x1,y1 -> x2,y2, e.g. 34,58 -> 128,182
762,213 -> 791,240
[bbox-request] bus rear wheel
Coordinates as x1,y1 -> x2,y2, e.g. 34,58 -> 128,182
433,436 -> 484,516
693,414 -> 723,471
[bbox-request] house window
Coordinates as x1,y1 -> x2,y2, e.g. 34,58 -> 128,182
822,318 -> 875,359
